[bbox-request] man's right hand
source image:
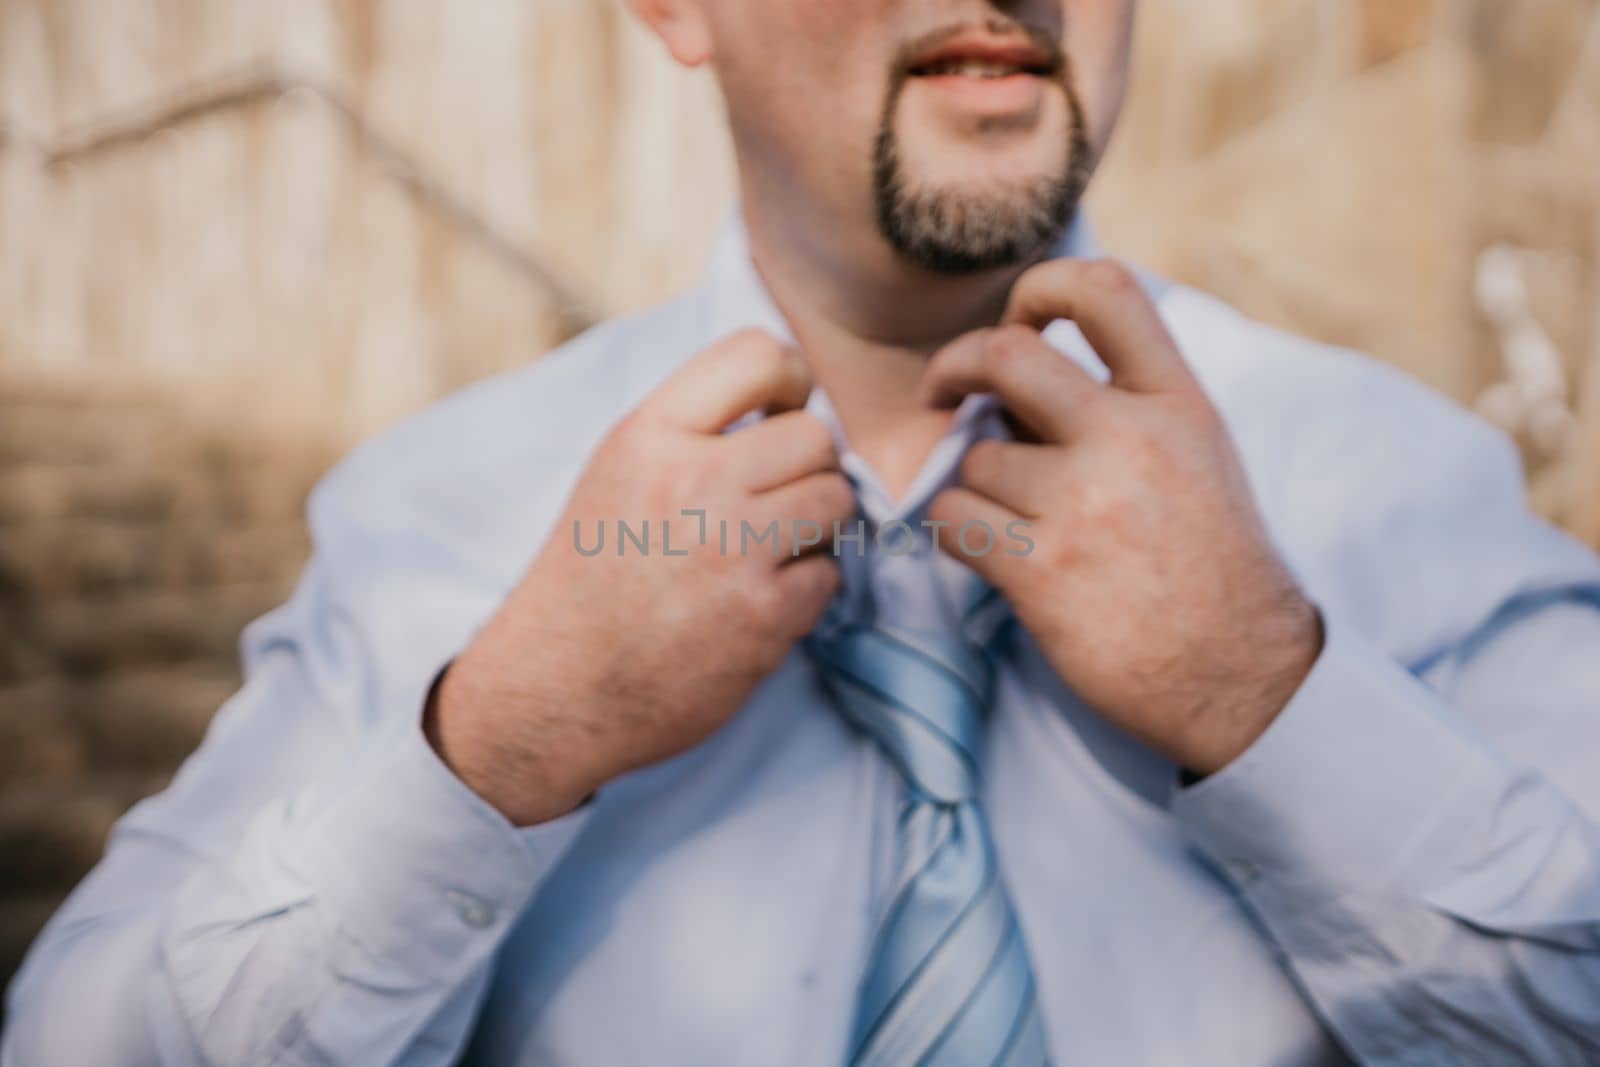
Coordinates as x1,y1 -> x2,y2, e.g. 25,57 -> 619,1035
428,330 -> 853,826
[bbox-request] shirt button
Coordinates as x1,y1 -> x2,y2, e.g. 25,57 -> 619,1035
447,890 -> 497,929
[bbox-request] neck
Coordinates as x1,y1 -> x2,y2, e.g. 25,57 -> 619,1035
742,200 -> 1031,502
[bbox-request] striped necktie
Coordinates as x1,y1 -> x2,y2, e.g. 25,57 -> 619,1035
805,586 -> 1051,1067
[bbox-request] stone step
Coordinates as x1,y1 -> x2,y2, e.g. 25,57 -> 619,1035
0,379 -> 162,414
0,892 -> 65,1010
0,402 -> 168,466
0,523 -> 198,598
0,600 -> 53,682
0,379 -> 333,490
0,462 -> 175,527
72,666 -> 236,773
0,520 -> 310,598
0,430 -> 327,495
0,775 -> 165,895
0,664 -> 236,786
1,584 -> 287,684
0,685 -> 88,787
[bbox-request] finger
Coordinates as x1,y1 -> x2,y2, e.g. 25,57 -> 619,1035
643,328 -> 813,432
922,325 -> 1101,443
925,487 -> 1029,586
750,471 -> 857,560
728,411 -> 839,492
1002,258 -> 1196,394
773,555 -> 842,638
958,440 -> 1059,517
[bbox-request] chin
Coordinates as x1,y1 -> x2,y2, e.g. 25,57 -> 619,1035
873,133 -> 1087,276
896,118 -> 1067,170
905,150 -> 1070,198
873,70 -> 1091,276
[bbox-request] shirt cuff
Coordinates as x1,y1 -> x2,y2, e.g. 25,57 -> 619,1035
291,717 -> 592,980
1172,613 -> 1510,892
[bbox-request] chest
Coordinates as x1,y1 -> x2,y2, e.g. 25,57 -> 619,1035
460,651 -> 1344,1067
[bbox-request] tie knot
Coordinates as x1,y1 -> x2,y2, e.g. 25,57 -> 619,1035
806,612 -> 1006,805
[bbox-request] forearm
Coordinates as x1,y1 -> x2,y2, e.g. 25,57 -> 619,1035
5,885 -> 497,1067
3,906 -> 171,1066
1174,607 -> 1600,1064
5,717 -> 587,1066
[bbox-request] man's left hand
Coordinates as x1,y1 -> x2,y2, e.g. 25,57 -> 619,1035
924,259 -> 1323,777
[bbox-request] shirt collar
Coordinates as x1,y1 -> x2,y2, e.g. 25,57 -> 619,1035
701,209 -> 1134,523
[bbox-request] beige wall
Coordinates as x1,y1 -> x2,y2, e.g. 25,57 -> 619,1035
1094,0 -> 1600,542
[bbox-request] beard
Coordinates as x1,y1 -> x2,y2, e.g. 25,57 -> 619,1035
872,68 -> 1091,276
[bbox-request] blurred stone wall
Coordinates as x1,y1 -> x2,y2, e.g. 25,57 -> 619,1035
2,0 -> 1599,998
0,0 -> 733,437
1093,0 -> 1600,542
0,379 -> 329,986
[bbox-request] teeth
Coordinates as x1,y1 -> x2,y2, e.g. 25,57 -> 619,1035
924,59 -> 1025,78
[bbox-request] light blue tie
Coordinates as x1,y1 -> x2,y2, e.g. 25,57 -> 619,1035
806,586 -> 1051,1067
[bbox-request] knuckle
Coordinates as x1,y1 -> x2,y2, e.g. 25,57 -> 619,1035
666,455 -> 701,497
811,561 -> 843,603
720,328 -> 791,382
756,342 -> 791,379
1076,477 -> 1132,530
1044,530 -> 1081,570
740,574 -> 787,626
1129,410 -> 1185,461
1115,430 -> 1168,479
728,326 -> 780,353
1081,380 -> 1113,411
751,639 -> 789,675
926,488 -> 962,528
990,323 -> 1038,350
1114,412 -> 1158,448
797,415 -> 836,460
603,411 -> 656,462
659,452 -> 720,507
649,469 -> 691,513
793,560 -> 841,620
744,334 -> 794,379
1086,258 -> 1138,297
813,415 -> 839,452
820,473 -> 855,517
697,446 -> 734,487
1013,261 -> 1060,301
609,407 -> 650,443
984,325 -> 1036,366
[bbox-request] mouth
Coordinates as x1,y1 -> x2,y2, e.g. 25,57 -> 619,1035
904,33 -> 1059,83
898,29 -> 1061,118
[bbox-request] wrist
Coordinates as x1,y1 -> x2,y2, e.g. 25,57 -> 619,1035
425,655 -> 601,827
1177,597 -> 1324,777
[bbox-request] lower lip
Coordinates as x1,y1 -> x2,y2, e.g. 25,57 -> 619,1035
909,73 -> 1048,113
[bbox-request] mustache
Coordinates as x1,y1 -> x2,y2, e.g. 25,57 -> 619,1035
891,17 -> 1066,80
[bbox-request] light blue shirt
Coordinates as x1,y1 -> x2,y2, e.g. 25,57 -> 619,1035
7,218 -> 1600,1066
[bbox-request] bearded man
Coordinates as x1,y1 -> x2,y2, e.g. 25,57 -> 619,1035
8,2 -> 1600,1065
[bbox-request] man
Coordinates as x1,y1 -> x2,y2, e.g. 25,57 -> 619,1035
6,0 -> 1600,1063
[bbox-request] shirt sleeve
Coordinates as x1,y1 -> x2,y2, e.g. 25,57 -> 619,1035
1,547 -> 591,1067
1173,594 -> 1600,1064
